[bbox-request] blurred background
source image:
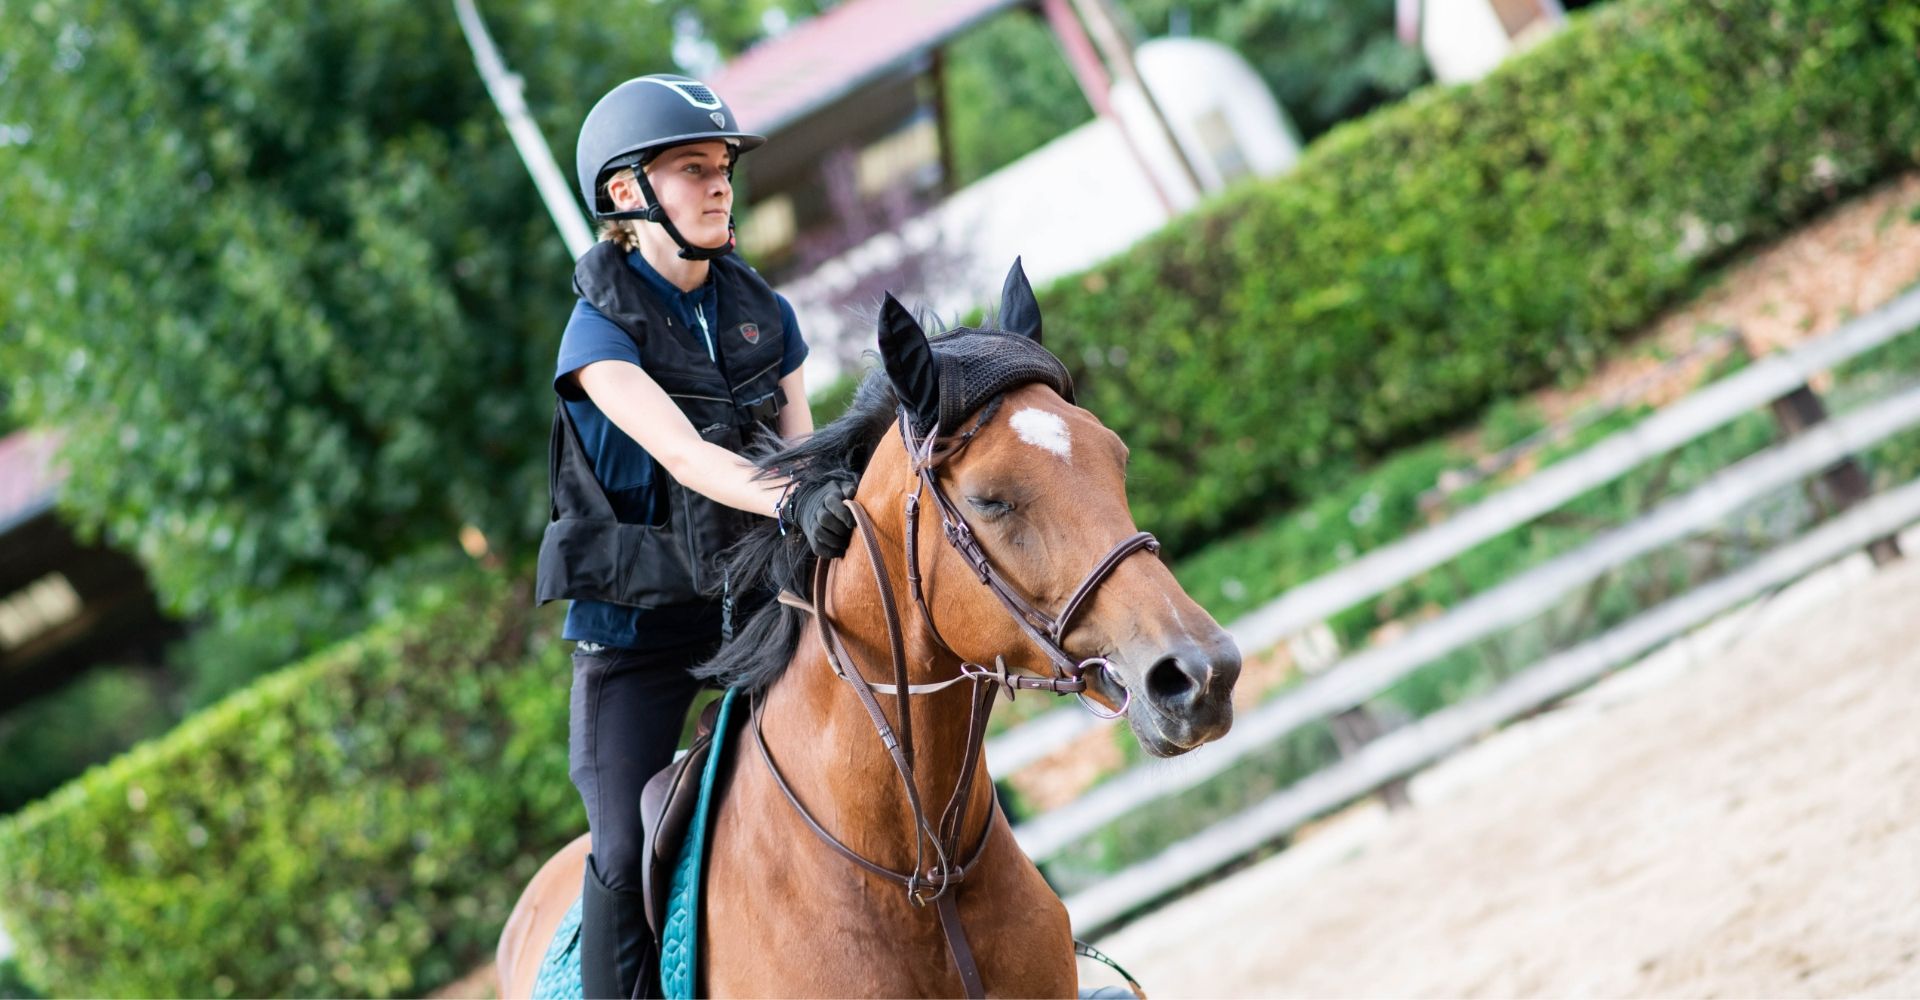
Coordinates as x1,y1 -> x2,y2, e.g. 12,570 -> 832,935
2,0 -> 1917,996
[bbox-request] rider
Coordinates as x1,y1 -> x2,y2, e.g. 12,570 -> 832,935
537,73 -> 856,999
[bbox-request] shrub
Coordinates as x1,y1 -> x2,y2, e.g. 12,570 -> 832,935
0,666 -> 176,816
0,573 -> 574,998
1048,0 -> 1920,552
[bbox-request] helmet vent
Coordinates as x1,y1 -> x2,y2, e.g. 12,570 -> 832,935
641,77 -> 723,110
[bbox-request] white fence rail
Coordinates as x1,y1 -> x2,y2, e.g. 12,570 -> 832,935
1063,474 -> 1920,930
984,287 -> 1920,931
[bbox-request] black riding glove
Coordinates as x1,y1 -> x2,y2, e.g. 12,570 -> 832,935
786,475 -> 858,559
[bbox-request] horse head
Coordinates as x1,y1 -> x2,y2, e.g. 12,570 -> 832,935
863,259 -> 1241,756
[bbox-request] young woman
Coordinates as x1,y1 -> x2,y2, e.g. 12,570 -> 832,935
535,74 -> 856,999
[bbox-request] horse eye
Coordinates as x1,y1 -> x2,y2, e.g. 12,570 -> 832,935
966,496 -> 1013,517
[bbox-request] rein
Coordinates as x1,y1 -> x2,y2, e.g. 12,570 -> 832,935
758,401 -> 1159,999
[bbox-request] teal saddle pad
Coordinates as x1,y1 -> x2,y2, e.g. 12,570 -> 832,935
532,688 -> 742,1000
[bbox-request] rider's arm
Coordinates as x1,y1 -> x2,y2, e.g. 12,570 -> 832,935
775,367 -> 812,441
572,360 -> 788,517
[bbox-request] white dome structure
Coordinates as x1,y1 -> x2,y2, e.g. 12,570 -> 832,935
1112,36 -> 1302,206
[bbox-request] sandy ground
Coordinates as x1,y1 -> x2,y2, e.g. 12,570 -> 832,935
1098,549 -> 1920,999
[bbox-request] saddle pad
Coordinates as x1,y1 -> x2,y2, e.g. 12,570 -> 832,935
659,686 -> 739,998
531,688 -> 741,1000
529,894 -> 585,1000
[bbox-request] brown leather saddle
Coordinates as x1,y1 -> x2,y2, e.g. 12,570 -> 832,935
637,694 -> 739,940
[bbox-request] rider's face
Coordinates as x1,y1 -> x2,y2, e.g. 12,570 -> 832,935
606,140 -> 734,246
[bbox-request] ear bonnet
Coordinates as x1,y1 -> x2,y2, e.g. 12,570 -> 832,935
926,330 -> 1074,433
879,258 -> 1074,435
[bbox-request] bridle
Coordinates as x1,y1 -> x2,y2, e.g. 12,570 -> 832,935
758,397 -> 1157,998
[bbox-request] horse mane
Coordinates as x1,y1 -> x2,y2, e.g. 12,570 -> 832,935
695,325 -> 985,692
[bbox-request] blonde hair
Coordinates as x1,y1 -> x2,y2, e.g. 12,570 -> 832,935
598,218 -> 642,251
597,166 -> 643,249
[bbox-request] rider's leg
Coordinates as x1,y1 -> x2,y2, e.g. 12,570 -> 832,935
569,639 -> 709,999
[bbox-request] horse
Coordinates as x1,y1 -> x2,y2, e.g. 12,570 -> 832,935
498,261 -> 1242,998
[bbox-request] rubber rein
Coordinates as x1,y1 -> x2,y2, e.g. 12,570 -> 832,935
761,402 -> 1156,999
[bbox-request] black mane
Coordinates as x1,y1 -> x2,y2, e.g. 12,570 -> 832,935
689,344 -> 926,692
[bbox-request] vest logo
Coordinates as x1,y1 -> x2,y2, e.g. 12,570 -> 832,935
709,111 -> 726,127
738,323 -> 761,344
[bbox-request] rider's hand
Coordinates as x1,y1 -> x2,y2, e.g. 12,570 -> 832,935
787,476 -> 857,559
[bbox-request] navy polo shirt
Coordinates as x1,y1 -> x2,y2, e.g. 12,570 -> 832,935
553,249 -> 808,650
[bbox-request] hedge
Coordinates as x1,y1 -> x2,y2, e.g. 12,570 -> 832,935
0,574 -> 575,998
1053,0 -> 1920,551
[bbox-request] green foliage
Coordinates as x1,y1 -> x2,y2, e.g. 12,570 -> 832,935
165,547 -> 474,712
0,666 -> 175,816
1124,0 -> 1430,139
0,573 -> 575,998
943,11 -> 1096,186
0,958 -> 43,1000
0,1 -> 787,621
1046,0 -> 1920,554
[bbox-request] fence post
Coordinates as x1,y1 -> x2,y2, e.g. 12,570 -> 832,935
1739,335 -> 1903,566
1288,624 -> 1413,811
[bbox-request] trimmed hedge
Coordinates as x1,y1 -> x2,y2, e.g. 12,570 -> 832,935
0,574 -> 574,998
1053,0 -> 1920,551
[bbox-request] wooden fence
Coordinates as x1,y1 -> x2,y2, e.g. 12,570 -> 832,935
984,287 -> 1920,934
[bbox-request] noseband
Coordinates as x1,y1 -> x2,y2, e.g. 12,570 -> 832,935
758,398 -> 1157,999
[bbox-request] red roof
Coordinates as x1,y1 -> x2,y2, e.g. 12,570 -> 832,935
711,0 -> 1027,135
0,430 -> 64,531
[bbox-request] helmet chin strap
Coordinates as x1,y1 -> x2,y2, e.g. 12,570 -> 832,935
633,170 -> 736,261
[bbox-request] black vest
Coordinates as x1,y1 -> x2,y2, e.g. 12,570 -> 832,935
535,243 -> 788,609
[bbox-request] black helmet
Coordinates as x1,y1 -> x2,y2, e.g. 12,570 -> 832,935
575,74 -> 766,221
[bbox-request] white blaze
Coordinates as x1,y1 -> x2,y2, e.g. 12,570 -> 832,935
1010,407 -> 1072,460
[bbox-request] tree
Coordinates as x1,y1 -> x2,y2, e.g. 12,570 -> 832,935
0,1 -> 782,619
1121,0 -> 1429,140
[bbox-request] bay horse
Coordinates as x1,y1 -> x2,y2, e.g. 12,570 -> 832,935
498,261 -> 1241,998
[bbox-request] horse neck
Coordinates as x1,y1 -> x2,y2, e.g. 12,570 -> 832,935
757,512 -> 999,876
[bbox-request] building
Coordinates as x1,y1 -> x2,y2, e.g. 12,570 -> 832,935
0,430 -> 174,711
709,0 -> 1301,382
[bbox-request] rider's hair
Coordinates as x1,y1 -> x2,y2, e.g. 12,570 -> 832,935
597,167 -> 643,250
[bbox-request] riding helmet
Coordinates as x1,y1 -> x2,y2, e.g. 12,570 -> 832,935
574,74 -> 766,221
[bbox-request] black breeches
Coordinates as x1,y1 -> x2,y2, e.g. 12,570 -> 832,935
568,640 -> 713,892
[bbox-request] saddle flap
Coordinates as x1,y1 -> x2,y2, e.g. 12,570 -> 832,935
638,695 -> 729,939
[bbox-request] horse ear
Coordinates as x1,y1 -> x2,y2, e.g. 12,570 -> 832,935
878,292 -> 940,431
996,256 -> 1043,343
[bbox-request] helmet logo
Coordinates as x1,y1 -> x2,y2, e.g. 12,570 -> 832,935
709,111 -> 726,127
739,323 -> 761,345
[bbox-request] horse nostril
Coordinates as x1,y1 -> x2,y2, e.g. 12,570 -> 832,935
1145,656 -> 1199,706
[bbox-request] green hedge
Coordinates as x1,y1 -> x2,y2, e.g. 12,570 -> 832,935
0,574 -> 574,998
1053,0 -> 1920,551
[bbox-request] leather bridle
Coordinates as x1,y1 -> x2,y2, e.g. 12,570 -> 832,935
758,399 -> 1158,999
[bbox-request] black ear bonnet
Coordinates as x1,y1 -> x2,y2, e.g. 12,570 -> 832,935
877,257 -> 1074,436
927,330 -> 1075,433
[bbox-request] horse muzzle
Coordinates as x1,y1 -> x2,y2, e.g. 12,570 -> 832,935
1108,629 -> 1241,756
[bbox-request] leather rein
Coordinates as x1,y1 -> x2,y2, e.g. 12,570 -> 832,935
757,401 -> 1158,998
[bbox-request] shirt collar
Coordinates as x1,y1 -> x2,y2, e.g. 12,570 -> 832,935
625,248 -> 715,321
